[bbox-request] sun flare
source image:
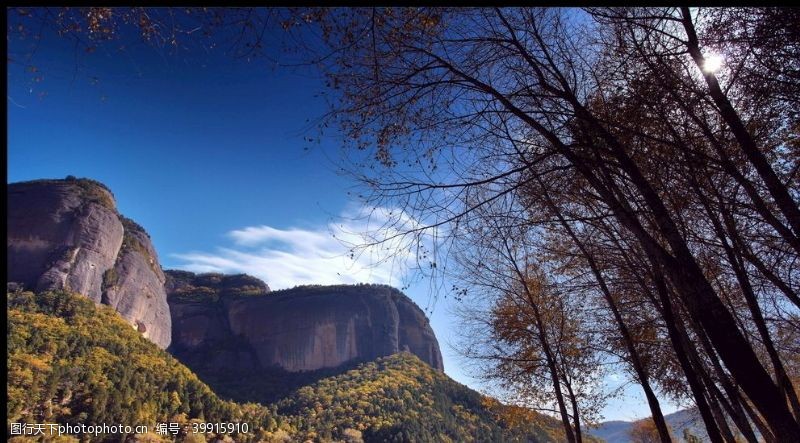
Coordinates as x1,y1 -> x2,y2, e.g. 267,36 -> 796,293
703,53 -> 724,73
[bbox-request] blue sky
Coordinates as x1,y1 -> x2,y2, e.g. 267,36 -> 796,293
7,12 -> 676,422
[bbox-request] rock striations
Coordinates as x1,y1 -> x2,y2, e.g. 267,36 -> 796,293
166,271 -> 444,373
7,178 -> 171,348
7,177 -> 444,376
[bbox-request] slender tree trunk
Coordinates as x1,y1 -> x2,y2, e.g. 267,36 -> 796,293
585,137 -> 799,438
669,297 -> 739,442
652,269 -> 725,443
537,317 -> 577,443
500,232 -> 578,443
685,154 -> 800,422
561,70 -> 800,437
563,379 -> 583,443
686,344 -> 738,442
707,388 -> 738,443
533,174 -> 672,443
739,394 -> 777,443
716,200 -> 800,422
693,327 -> 760,443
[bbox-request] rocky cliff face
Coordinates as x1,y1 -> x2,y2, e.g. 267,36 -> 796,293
166,271 -> 444,374
7,178 -> 171,348
7,177 -> 444,369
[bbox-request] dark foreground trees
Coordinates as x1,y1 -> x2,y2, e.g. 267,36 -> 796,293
293,7 -> 800,442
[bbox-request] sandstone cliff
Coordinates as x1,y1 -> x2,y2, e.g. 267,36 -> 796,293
6,177 -> 444,370
7,178 -> 171,348
166,271 -> 444,374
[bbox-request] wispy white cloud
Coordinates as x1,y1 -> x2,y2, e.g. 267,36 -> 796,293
170,205 -> 424,290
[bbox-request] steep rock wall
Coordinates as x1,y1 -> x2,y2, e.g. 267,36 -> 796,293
7,178 -> 171,348
166,273 -> 444,373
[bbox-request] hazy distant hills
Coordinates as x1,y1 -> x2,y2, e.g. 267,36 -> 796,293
589,420 -> 632,443
590,408 -> 709,442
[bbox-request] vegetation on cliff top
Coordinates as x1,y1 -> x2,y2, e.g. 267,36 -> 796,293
164,272 -> 408,304
165,270 -> 269,302
11,177 -> 117,211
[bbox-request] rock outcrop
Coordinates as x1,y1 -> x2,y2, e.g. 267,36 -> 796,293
7,178 -> 171,348
7,176 -> 445,368
166,271 -> 444,373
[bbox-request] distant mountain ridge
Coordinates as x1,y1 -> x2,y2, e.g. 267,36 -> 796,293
590,408 -> 709,442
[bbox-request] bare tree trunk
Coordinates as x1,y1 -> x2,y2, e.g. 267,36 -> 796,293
499,231 -> 578,443
693,328 -> 761,443
683,149 -> 800,423
652,269 -> 725,443
572,118 -> 798,438
739,394 -> 777,443
531,174 -> 672,443
563,378 -> 584,443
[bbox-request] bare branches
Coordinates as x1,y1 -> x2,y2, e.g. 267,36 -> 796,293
306,6 -> 800,439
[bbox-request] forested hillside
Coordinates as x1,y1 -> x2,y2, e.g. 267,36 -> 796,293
276,353 -> 566,442
7,290 -> 282,442
7,290 -> 562,442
